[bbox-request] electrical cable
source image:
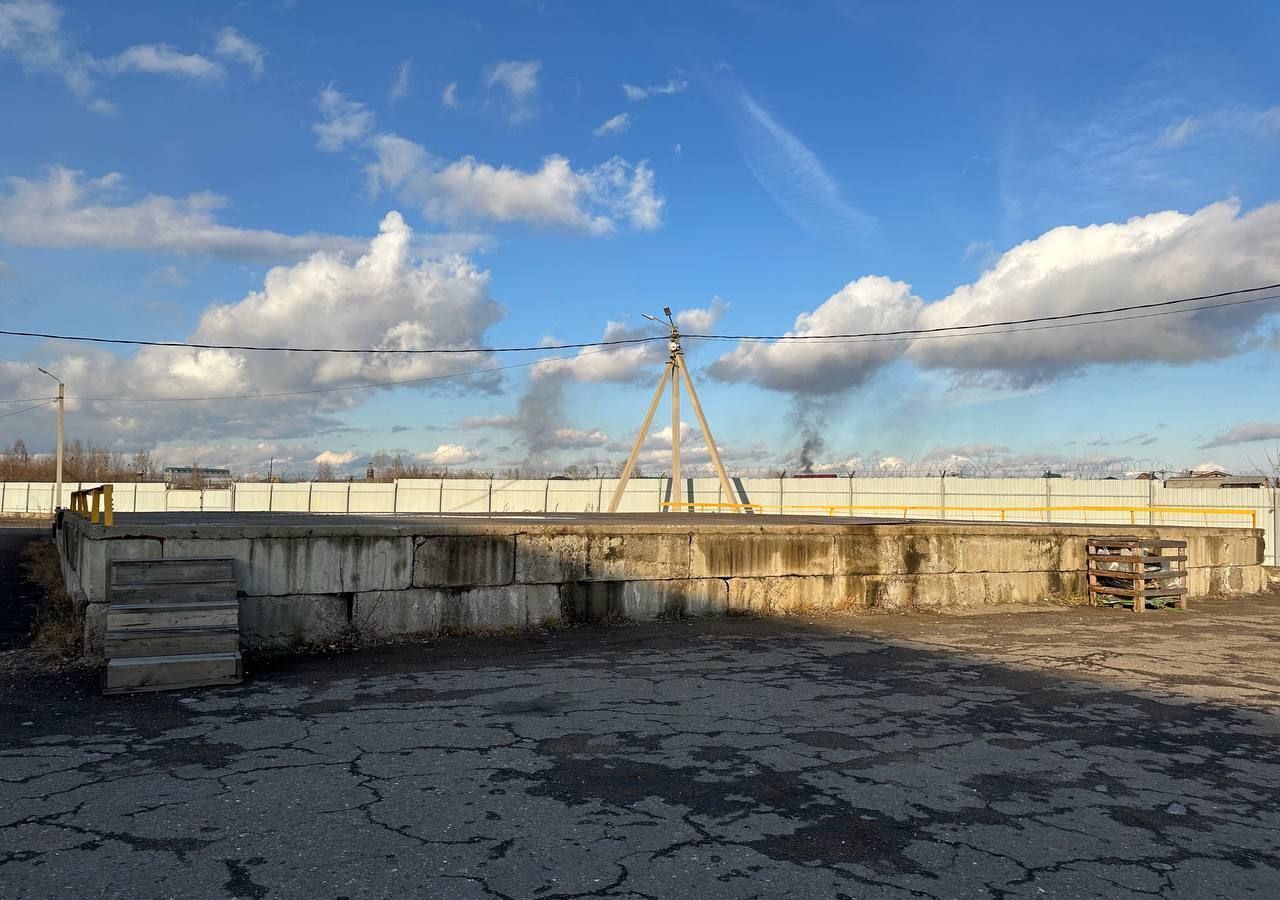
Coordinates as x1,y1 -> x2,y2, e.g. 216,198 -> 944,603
0,399 -> 56,419
1,280 -> 1277,353
8,281 -> 1279,405
49,292 -> 1280,403
66,342 -> 646,403
0,397 -> 57,404
0,328 -> 663,355
682,292 -> 1280,347
684,281 -> 1280,342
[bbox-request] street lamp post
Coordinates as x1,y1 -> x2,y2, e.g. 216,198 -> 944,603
37,368 -> 64,510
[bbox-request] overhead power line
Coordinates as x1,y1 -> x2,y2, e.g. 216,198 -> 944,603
1,281 -> 1276,355
65,343 -> 639,403
683,282 -> 1280,342
682,293 -> 1280,348
0,328 -> 662,355
56,292 -> 1279,405
0,399 -> 56,419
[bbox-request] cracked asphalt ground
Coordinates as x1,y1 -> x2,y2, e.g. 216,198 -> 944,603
3,594 -> 1280,899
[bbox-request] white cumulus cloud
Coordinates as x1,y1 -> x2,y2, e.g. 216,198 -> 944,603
0,211 -> 506,446
418,444 -> 480,466
533,298 -> 729,385
314,450 -> 358,467
709,276 -> 922,393
366,134 -> 662,234
711,199 -> 1280,394
908,200 -> 1280,385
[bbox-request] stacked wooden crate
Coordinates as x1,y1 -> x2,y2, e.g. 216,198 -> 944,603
103,558 -> 242,694
1087,537 -> 1188,613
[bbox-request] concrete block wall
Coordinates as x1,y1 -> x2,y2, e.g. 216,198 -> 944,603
56,515 -> 1267,658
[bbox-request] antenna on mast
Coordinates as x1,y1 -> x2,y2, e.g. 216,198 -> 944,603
606,308 -> 741,514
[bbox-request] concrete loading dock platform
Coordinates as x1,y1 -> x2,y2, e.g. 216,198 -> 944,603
56,512 -> 1267,656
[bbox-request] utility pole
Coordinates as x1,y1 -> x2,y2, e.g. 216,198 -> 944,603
37,368 -> 64,509
607,308 -> 738,514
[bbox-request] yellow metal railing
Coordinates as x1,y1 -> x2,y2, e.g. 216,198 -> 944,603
659,500 -> 1257,528
70,485 -> 113,526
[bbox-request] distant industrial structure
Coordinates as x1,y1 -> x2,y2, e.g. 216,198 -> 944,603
162,466 -> 233,489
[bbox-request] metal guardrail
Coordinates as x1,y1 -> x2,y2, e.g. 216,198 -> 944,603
659,501 -> 1257,528
70,485 -> 113,526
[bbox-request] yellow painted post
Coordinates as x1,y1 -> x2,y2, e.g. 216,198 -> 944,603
103,485 -> 113,527
90,489 -> 100,524
1001,509 -> 1007,522
1130,509 -> 1135,525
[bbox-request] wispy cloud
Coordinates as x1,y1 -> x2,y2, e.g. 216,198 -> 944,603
105,44 -> 223,81
441,81 -> 458,108
1200,422 -> 1280,449
996,66 -> 1280,232
213,27 -> 264,79
389,60 -> 410,101
1158,116 -> 1199,148
734,90 -> 874,237
621,77 -> 687,102
0,2 -> 263,112
484,59 -> 540,124
593,112 -> 630,137
312,83 -> 374,151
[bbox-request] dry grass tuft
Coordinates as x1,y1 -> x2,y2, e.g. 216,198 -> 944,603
21,537 -> 83,658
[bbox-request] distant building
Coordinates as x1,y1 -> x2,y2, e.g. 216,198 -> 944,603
1164,474 -> 1267,489
163,466 -> 233,489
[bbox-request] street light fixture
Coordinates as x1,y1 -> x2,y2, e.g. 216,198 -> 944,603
37,368 -> 64,510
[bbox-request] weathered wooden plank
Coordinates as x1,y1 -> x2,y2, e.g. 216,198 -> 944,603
103,651 -> 242,695
1087,553 -> 1187,564
104,626 -> 239,659
106,602 -> 238,631
1091,584 -> 1141,598
110,580 -> 237,605
1092,584 -> 1187,599
1087,567 -> 1185,580
111,558 -> 235,586
1088,539 -> 1187,549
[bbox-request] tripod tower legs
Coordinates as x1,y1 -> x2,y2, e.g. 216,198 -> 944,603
671,357 -> 683,512
606,342 -> 740,514
606,363 -> 672,513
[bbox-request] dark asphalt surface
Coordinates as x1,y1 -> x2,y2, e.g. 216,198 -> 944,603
0,526 -> 42,650
2,597 -> 1280,899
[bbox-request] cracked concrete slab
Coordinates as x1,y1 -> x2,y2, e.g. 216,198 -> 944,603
2,596 -> 1280,898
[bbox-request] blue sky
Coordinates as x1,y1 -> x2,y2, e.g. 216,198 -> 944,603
1,0 -> 1279,477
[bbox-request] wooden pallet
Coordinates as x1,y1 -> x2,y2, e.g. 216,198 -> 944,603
1087,537 -> 1188,613
103,558 -> 242,695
